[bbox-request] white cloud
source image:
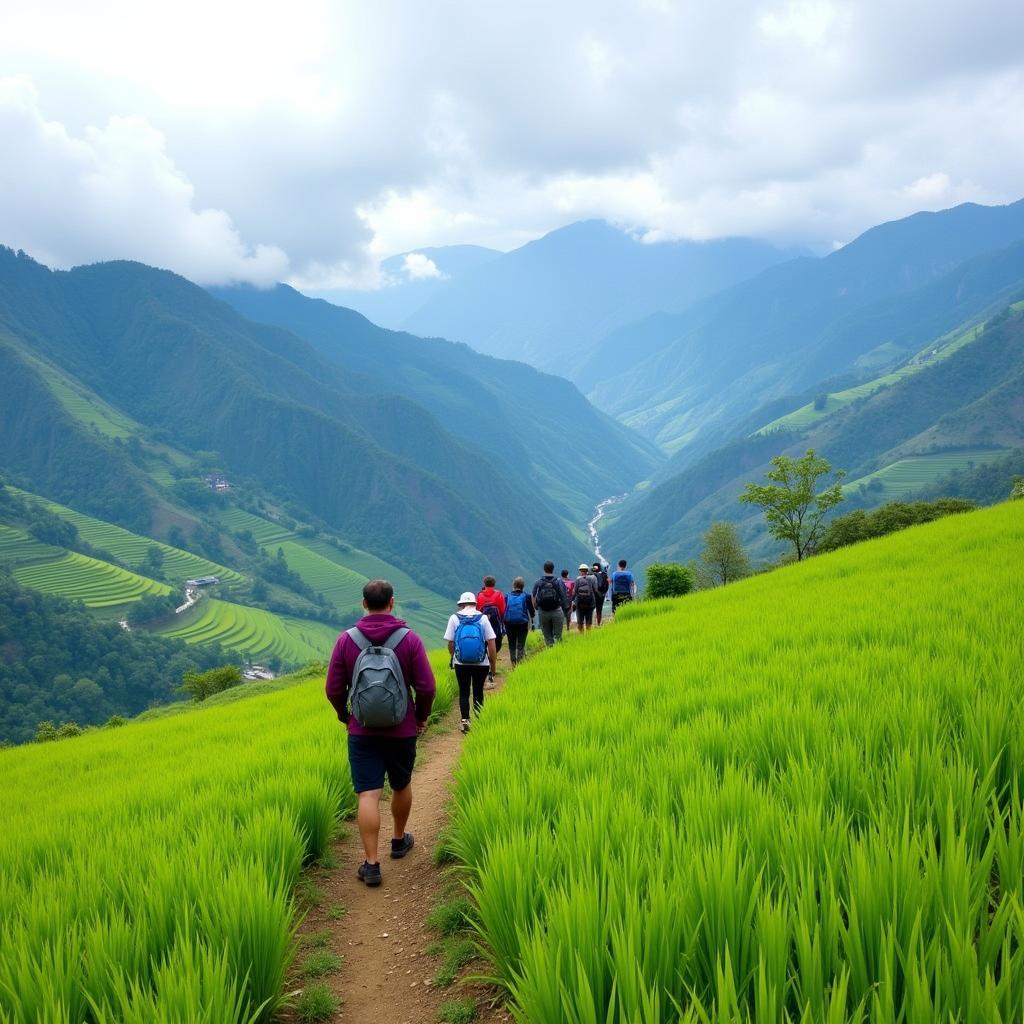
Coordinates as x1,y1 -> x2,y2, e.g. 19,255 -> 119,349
0,0 -> 1022,280
0,77 -> 287,284
401,253 -> 448,281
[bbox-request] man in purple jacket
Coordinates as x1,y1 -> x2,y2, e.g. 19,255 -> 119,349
326,579 -> 436,887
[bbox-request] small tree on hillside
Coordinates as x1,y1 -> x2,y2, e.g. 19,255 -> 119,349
739,449 -> 845,561
645,563 -> 694,599
701,522 -> 750,586
1011,476 -> 1024,500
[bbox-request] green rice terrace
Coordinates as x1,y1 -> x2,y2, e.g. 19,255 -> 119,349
155,597 -> 340,666
12,545 -> 171,609
1,501 -> 1020,1021
14,489 -> 244,585
843,448 -> 1012,500
219,507 -> 451,636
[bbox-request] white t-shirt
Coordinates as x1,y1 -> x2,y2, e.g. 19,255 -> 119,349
443,610 -> 496,665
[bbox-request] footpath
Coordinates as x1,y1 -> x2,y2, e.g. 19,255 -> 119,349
292,646 -> 518,1024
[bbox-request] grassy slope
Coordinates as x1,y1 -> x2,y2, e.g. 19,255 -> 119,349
447,502 -> 1024,1022
0,657 -> 457,1022
753,301 -> 1024,437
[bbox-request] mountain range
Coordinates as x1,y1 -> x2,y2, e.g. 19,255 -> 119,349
313,220 -> 804,373
0,247 -> 658,598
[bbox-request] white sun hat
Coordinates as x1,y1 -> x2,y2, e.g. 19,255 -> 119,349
578,563 -> 589,571
457,592 -> 477,606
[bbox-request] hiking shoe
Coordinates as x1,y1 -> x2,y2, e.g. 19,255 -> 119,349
460,718 -> 471,734
390,832 -> 415,859
357,860 -> 381,887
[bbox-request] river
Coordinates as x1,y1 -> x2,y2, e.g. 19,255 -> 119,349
588,493 -> 627,563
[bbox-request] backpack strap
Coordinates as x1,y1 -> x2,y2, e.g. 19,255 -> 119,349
346,626 -> 371,651
382,627 -> 410,651
347,626 -> 410,651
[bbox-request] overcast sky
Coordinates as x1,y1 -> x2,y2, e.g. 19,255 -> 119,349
1,0 -> 1022,288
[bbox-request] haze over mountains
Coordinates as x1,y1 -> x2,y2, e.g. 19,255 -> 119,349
314,220 -> 805,373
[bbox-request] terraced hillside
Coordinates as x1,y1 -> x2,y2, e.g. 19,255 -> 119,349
220,507 -> 451,635
844,448 -> 1012,500
17,488 -> 245,584
0,522 -> 61,564
156,597 -> 339,665
14,549 -> 171,608
754,302 -> 1024,437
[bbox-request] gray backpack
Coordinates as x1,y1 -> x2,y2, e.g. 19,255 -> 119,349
346,627 -> 411,728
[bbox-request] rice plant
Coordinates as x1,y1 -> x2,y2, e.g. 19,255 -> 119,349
0,646 -> 457,1021
447,503 -> 1024,1023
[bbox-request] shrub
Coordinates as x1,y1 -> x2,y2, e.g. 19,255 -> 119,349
644,563 -> 694,599
179,664 -> 243,702
34,720 -> 58,743
818,497 -> 977,552
1012,476 -> 1024,500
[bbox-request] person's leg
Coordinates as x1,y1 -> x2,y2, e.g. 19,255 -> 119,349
595,598 -> 603,625
539,610 -> 552,646
391,784 -> 412,837
516,623 -> 528,661
552,609 -> 564,642
471,666 -> 487,714
357,789 -> 382,863
455,665 -> 471,719
349,735 -> 386,866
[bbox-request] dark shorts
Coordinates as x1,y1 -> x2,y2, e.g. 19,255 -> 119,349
347,734 -> 417,794
611,592 -> 633,611
576,605 -> 594,625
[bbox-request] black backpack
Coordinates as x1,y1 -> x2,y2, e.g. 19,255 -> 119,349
594,569 -> 609,595
536,576 -> 562,611
481,603 -> 504,638
575,576 -> 595,610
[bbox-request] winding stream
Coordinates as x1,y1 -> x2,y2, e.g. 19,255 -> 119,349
588,493 -> 627,563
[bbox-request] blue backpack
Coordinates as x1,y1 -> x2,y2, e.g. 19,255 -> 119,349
453,614 -> 487,663
504,592 -> 529,625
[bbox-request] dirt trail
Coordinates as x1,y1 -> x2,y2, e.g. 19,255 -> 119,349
298,655 -> 515,1024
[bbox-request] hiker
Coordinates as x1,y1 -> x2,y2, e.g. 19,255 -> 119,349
560,569 -> 575,632
592,561 -> 610,625
611,559 -> 637,614
325,579 -> 436,888
444,592 -> 498,734
532,561 -> 569,646
503,576 -> 535,666
476,575 -> 506,664
573,563 -> 599,632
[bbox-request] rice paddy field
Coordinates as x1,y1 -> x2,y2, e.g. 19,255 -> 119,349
14,489 -> 244,585
13,550 -> 171,609
843,449 -> 1012,500
219,507 -> 451,636
0,523 -> 60,564
155,597 -> 340,665
447,502 -> 1024,1023
0,656 -> 457,1023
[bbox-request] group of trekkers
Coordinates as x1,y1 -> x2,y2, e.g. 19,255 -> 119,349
325,560 -> 637,887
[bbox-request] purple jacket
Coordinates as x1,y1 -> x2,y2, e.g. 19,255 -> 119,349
325,614 -> 436,737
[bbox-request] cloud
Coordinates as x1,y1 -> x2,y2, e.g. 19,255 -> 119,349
0,0 -> 1022,280
401,253 -> 448,281
0,77 -> 287,284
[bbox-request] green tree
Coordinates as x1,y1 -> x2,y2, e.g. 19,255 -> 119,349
739,449 -> 846,561
645,563 -> 694,599
1012,476 -> 1024,500
179,664 -> 243,702
701,522 -> 750,585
